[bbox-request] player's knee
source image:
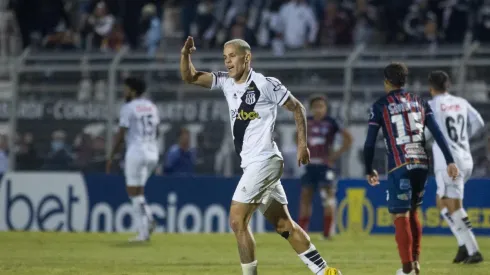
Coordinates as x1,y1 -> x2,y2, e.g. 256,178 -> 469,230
229,215 -> 247,233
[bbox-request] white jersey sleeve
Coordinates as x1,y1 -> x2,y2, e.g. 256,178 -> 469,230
211,71 -> 229,91
466,100 -> 485,137
262,77 -> 290,106
119,104 -> 131,128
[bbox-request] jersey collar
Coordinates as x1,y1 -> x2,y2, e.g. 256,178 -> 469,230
232,68 -> 254,86
432,92 -> 449,99
245,68 -> 254,84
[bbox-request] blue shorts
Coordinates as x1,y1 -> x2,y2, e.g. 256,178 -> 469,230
300,164 -> 336,189
387,166 -> 428,214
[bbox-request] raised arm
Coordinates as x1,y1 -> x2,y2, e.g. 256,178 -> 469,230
180,36 -> 214,88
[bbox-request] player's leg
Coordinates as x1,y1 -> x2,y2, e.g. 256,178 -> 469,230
298,167 -> 315,231
444,169 -> 483,264
408,168 -> 428,275
262,196 -> 330,274
140,158 -> 159,236
435,170 -> 467,262
320,169 -> 337,239
125,154 -> 148,241
387,168 -> 414,275
230,156 -> 284,275
229,201 -> 260,275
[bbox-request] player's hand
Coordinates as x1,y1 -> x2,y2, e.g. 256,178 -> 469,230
105,159 -> 112,174
297,145 -> 310,166
366,170 -> 379,186
181,36 -> 196,55
447,163 -> 459,180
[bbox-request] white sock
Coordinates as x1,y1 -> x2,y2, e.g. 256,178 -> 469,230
241,260 -> 258,275
298,244 -> 327,274
452,208 -> 480,255
131,195 -> 149,238
441,208 -> 464,246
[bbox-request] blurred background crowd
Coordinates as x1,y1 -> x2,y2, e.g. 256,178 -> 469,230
1,0 -> 490,55
0,0 -> 489,177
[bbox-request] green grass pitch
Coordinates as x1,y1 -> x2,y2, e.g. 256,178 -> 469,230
0,232 -> 488,275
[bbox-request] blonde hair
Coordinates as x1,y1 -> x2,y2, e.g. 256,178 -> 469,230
224,39 -> 251,54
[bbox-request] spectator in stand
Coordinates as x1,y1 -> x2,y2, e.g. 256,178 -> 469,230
163,128 -> 196,176
9,0 -> 72,49
474,0 -> 490,43
73,133 -> 93,171
381,0 -> 412,44
195,0 -> 217,48
180,0 -> 197,43
16,132 -> 40,170
437,0 -> 471,43
277,0 -> 318,49
228,14 -> 257,45
403,0 -> 439,47
43,130 -> 74,171
141,3 -> 161,56
352,0 -> 378,45
319,1 -> 354,46
82,1 -> 115,50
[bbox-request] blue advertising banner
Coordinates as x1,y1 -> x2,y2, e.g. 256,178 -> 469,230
0,173 -> 489,235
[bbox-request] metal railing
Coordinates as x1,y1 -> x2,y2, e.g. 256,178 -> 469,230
6,43 -> 490,176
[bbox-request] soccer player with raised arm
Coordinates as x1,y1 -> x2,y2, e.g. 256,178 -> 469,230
363,63 -> 459,275
298,95 -> 353,239
427,71 -> 484,264
180,36 -> 340,275
106,77 -> 159,242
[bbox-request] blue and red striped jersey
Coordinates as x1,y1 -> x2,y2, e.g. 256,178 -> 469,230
307,116 -> 341,165
363,89 -> 454,174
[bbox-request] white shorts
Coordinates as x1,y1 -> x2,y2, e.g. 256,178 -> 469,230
232,155 -> 288,214
124,150 -> 158,187
435,168 -> 472,199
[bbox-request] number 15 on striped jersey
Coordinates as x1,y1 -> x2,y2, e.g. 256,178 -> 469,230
391,112 -> 423,145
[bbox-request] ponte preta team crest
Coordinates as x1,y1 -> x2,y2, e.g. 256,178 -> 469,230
245,91 -> 256,105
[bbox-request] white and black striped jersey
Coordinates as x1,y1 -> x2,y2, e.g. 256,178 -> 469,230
119,98 -> 160,151
211,69 -> 290,168
428,93 -> 485,171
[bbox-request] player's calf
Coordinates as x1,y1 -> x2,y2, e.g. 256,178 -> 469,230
229,201 -> 259,272
393,211 -> 414,274
264,200 -> 329,274
127,186 -> 153,240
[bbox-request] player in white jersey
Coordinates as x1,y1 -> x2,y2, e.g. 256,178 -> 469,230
428,71 -> 485,264
106,77 -> 159,242
180,37 -> 339,275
